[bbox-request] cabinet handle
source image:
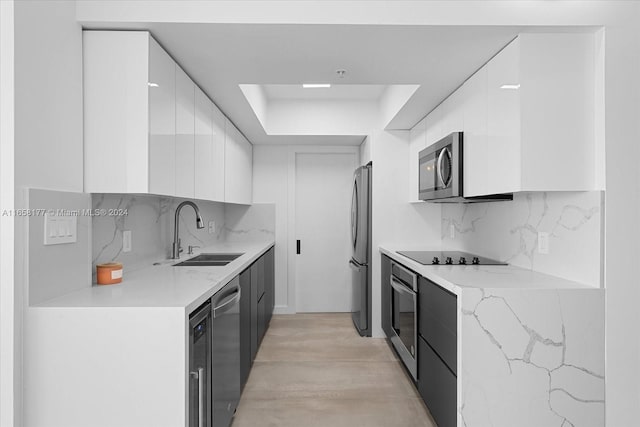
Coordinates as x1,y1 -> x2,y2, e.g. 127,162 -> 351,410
296,240 -> 301,255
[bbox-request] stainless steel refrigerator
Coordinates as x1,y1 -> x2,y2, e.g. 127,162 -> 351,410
349,162 -> 372,337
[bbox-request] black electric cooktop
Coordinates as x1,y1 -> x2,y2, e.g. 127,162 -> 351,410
397,251 -> 507,266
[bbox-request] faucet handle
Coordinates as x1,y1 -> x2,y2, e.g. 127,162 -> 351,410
187,245 -> 200,255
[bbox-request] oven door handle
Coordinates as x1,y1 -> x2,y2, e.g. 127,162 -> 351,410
390,277 -> 415,296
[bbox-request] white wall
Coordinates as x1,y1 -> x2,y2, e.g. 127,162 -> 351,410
252,145 -> 291,311
266,99 -> 379,135
366,129 -> 442,337
27,189 -> 92,305
0,1 -> 16,425
11,2 -> 84,424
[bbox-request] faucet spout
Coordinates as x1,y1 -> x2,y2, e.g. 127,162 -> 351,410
172,201 -> 205,259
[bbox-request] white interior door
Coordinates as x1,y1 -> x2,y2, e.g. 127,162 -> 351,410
295,152 -> 357,312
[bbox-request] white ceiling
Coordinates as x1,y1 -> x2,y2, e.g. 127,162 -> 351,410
261,84 -> 388,101
84,23 -> 525,144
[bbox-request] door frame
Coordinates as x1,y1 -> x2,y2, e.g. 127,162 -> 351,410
286,145 -> 361,314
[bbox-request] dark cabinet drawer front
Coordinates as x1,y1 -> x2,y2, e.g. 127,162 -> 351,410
418,276 -> 457,374
418,337 -> 457,427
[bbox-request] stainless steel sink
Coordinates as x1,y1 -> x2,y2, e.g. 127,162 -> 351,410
173,253 -> 244,267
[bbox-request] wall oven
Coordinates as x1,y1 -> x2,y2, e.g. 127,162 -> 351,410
389,261 -> 418,381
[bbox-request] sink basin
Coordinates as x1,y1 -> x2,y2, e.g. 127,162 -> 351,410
173,253 -> 244,267
187,253 -> 244,262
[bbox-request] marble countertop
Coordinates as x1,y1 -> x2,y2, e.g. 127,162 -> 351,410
36,240 -> 274,313
379,245 -> 595,295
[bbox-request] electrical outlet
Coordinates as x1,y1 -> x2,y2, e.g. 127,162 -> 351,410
537,231 -> 549,254
208,221 -> 216,234
122,230 -> 132,253
449,224 -> 455,239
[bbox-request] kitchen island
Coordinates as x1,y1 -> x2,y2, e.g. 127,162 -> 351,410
380,246 -> 605,427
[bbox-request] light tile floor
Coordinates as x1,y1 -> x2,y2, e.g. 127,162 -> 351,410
232,313 -> 436,427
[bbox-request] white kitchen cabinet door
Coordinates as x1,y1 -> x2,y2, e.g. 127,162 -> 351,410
194,86 -> 215,200
425,104 -> 443,147
148,37 -> 176,196
224,119 -> 253,205
211,104 -> 226,201
442,89 -> 464,136
83,31 -> 150,193
487,38 -> 521,194
461,67 -> 489,197
408,117 -> 427,202
175,66 -> 195,198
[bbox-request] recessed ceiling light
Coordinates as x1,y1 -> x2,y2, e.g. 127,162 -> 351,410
500,84 -> 520,90
302,83 -> 331,89
148,82 -> 159,88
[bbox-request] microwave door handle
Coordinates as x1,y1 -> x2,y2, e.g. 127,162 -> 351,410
390,278 -> 415,296
437,148 -> 448,187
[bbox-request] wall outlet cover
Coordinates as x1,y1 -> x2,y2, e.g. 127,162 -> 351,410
450,224 -> 455,239
208,221 -> 216,234
122,230 -> 132,253
538,231 -> 550,254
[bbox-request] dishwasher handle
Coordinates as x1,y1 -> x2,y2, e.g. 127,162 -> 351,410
213,286 -> 241,318
190,367 -> 205,427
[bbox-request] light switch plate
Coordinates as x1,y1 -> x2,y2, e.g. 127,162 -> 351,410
208,221 -> 216,234
537,231 -> 550,254
44,213 -> 77,245
122,230 -> 132,253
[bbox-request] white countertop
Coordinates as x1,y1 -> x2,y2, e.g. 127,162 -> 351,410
379,245 -> 595,295
36,240 -> 274,313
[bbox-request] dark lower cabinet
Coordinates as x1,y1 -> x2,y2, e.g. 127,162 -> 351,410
264,247 -> 275,326
239,268 -> 252,389
418,276 -> 457,375
418,337 -> 457,427
239,245 -> 275,392
380,254 -> 392,337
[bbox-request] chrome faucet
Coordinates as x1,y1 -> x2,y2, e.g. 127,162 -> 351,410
172,201 -> 205,259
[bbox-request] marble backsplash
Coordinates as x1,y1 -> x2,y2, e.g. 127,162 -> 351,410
92,194 -> 275,279
441,192 -> 603,287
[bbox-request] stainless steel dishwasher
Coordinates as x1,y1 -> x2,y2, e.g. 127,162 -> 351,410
211,277 -> 241,427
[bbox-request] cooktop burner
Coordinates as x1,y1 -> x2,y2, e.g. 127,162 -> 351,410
397,251 -> 507,266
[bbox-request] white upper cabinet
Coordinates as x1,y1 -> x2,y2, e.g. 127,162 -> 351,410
148,38 -> 176,196
174,66 -> 195,198
460,67 -> 489,197
413,32 -> 599,197
486,38 -> 521,195
194,86 -> 225,201
224,119 -> 253,205
84,30 -> 253,202
408,117 -> 427,202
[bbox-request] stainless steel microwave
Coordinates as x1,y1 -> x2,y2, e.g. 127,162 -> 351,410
418,132 -> 512,203
418,132 -> 462,201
